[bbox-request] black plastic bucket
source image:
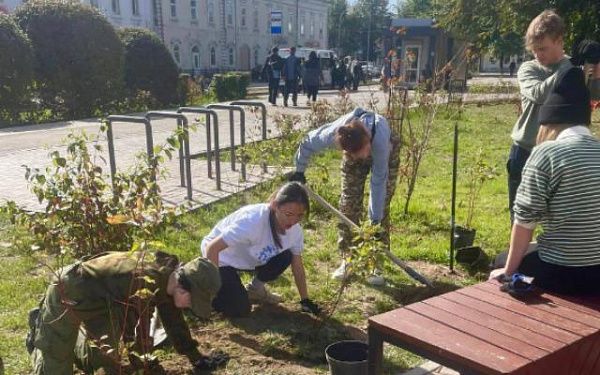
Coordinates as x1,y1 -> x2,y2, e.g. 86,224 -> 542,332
456,246 -> 489,269
325,340 -> 368,375
454,226 -> 476,249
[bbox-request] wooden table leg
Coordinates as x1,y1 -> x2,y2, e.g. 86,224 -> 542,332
368,325 -> 384,375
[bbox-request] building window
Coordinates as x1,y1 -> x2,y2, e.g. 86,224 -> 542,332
192,46 -> 200,69
190,0 -> 197,19
131,0 -> 139,15
319,18 -> 323,38
241,8 -> 246,27
170,0 -> 177,18
207,1 -> 214,24
111,0 -> 120,14
226,0 -> 233,25
173,44 -> 181,65
253,9 -> 258,30
310,15 -> 314,36
210,47 -> 216,66
229,47 -> 234,66
90,0 -> 99,8
288,17 -> 292,33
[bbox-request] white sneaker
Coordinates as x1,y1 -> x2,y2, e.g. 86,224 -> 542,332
331,260 -> 351,281
246,283 -> 283,304
366,272 -> 386,286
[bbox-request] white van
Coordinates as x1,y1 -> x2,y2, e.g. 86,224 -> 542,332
279,48 -> 337,88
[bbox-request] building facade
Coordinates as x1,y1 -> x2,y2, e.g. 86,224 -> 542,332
1,0 -> 329,74
159,0 -> 329,74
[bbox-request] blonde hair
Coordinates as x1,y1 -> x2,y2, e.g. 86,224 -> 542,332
525,10 -> 565,50
536,124 -> 571,145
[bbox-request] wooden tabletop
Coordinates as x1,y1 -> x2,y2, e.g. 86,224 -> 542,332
368,281 -> 600,375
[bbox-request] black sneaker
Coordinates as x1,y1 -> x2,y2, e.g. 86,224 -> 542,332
26,307 -> 40,354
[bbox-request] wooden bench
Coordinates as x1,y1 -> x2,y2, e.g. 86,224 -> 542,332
368,280 -> 600,375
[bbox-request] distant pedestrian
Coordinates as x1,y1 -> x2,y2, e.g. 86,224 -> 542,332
352,59 -> 362,91
282,46 -> 302,107
337,60 -> 347,90
303,51 -> 323,104
261,47 -> 284,105
509,61 -> 516,77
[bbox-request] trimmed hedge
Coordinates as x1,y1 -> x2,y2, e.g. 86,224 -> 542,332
118,27 -> 179,106
208,72 -> 251,101
15,0 -> 124,118
0,14 -> 33,121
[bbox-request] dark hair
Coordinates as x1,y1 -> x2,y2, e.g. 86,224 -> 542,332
291,46 -> 296,52
335,118 -> 370,153
268,182 -> 310,248
308,51 -> 317,60
271,46 -> 279,54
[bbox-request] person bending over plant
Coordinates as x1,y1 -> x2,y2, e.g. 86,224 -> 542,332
289,107 -> 400,285
28,250 -> 222,374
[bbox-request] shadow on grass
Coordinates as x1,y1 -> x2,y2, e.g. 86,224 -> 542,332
367,279 -> 462,307
227,303 -> 358,366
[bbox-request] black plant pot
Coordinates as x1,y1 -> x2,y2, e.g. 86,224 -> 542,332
454,225 -> 476,249
455,246 -> 489,269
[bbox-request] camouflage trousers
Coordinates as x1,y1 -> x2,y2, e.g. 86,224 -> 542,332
31,265 -> 132,375
338,135 -> 401,255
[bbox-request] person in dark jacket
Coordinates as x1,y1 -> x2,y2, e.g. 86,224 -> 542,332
337,60 -> 347,90
282,46 -> 302,107
303,51 -> 323,104
261,47 -> 284,105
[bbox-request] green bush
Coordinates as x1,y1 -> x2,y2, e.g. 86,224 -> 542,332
208,71 -> 251,101
14,0 -> 124,118
0,14 -> 33,122
118,27 -> 179,106
10,127 -> 182,258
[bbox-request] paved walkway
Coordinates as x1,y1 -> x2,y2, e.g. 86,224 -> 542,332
0,85 -> 517,211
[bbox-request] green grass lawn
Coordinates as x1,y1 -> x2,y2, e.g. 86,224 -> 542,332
1,102 -> 598,374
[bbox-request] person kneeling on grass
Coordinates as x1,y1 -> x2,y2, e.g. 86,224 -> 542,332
489,67 -> 600,296
27,250 -> 222,374
202,182 -> 321,317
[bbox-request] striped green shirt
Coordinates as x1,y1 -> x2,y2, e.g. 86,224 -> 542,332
514,126 -> 600,267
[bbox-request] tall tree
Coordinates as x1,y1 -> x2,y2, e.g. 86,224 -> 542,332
352,0 -> 391,60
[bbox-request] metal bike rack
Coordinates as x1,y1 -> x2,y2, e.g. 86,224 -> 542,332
230,100 -> 267,172
206,104 -> 246,180
146,111 -> 192,200
105,115 -> 154,190
177,107 -> 221,191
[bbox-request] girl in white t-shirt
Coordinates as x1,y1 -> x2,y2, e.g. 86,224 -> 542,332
202,182 -> 321,317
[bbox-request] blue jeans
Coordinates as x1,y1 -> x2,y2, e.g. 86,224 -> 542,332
507,144 -> 531,222
212,250 -> 292,317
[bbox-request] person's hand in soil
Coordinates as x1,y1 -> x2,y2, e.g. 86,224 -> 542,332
299,298 -> 322,315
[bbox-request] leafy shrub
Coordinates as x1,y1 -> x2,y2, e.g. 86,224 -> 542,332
208,71 -> 251,101
0,14 -> 33,122
14,0 -> 124,118
118,27 -> 179,106
10,127 -> 181,258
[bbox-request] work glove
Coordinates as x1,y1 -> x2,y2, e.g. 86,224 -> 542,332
299,298 -> 322,315
289,171 -> 307,184
192,350 -> 230,373
571,39 -> 600,66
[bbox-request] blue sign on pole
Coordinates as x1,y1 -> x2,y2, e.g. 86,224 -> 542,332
270,11 -> 282,34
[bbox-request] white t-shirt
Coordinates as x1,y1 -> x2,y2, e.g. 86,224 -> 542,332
200,203 -> 304,270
